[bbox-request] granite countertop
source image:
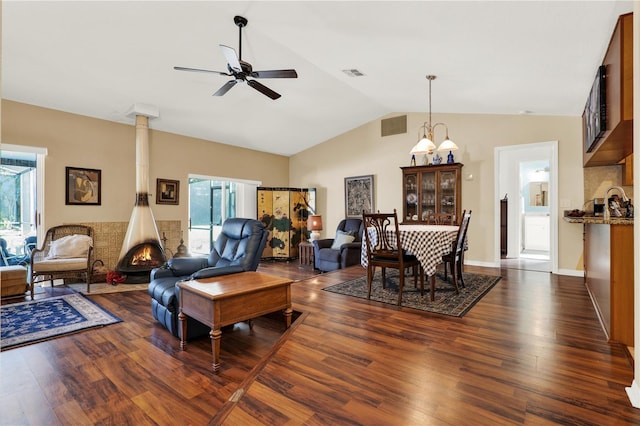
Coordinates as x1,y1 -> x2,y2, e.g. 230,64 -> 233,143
563,216 -> 634,225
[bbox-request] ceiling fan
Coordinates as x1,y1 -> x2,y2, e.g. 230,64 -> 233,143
174,15 -> 298,100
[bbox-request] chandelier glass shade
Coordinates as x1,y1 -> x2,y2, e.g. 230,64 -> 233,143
410,75 -> 458,156
437,138 -> 458,152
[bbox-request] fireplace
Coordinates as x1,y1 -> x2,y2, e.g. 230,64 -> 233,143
116,108 -> 167,283
116,241 -> 165,283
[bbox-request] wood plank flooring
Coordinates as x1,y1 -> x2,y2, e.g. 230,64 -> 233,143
1,261 -> 638,425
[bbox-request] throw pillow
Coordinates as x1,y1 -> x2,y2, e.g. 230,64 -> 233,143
331,230 -> 355,250
47,234 -> 93,259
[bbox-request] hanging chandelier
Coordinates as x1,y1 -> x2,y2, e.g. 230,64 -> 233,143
410,75 -> 458,163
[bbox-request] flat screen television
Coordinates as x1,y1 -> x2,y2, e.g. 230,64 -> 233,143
583,65 -> 606,153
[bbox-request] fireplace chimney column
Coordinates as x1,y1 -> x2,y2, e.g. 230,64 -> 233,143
116,105 -> 166,282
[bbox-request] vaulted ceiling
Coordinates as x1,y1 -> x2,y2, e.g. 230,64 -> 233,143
2,1 -> 634,156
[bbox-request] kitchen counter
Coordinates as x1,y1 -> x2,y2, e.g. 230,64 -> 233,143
563,216 -> 633,225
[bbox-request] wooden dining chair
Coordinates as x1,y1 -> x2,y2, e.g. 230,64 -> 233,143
442,210 -> 472,291
363,209 -> 423,305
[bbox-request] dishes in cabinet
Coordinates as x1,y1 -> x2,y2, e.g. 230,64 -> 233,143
406,193 -> 418,205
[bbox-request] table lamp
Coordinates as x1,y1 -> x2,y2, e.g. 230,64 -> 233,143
307,215 -> 323,241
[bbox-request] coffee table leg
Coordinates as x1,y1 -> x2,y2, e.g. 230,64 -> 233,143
284,307 -> 292,329
211,328 -> 222,373
178,311 -> 187,350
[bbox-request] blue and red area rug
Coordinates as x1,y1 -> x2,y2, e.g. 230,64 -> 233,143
1,293 -> 121,350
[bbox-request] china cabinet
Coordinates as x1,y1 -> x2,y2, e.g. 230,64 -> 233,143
400,163 -> 463,224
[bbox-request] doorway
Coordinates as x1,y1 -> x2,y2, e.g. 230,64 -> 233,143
495,141 -> 558,273
188,175 -> 260,256
0,145 -> 45,264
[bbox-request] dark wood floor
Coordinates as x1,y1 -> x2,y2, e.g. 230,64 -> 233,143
1,261 -> 638,425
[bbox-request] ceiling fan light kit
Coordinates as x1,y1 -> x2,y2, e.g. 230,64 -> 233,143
410,75 -> 458,163
174,15 -> 297,100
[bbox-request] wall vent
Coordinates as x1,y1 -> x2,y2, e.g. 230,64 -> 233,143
381,115 -> 407,137
342,69 -> 365,77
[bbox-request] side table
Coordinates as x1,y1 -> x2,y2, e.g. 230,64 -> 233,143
299,241 -> 314,268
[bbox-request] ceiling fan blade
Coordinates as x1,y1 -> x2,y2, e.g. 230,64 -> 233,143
213,80 -> 238,96
250,69 -> 298,79
174,66 -> 230,76
220,45 -> 242,74
247,80 -> 281,100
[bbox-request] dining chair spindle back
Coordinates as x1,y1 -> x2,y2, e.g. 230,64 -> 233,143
362,209 -> 423,305
442,210 -> 472,291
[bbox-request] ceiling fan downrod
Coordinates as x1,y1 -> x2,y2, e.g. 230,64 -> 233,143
234,15 -> 248,61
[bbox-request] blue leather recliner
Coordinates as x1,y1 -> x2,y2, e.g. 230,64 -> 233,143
148,218 -> 269,340
312,218 -> 364,272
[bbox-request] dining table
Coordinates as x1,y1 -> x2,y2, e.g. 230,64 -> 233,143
360,223 -> 459,281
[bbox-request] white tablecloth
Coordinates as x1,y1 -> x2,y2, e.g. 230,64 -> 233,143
361,224 -> 459,276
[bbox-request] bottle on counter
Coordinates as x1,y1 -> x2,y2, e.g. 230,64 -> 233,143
625,199 -> 634,218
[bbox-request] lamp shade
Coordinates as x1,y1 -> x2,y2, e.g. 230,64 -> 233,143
437,139 -> 458,152
410,137 -> 436,155
307,215 -> 323,231
307,215 -> 323,242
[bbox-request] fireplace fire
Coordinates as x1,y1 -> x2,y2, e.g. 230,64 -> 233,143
131,245 -> 158,266
116,241 -> 165,282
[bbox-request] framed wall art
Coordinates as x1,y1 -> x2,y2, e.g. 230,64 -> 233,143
65,167 -> 101,205
344,174 -> 374,218
156,178 -> 179,205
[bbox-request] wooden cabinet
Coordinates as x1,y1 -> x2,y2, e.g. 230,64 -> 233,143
584,223 -> 634,346
400,163 -> 463,224
257,187 -> 315,260
584,13 -> 633,167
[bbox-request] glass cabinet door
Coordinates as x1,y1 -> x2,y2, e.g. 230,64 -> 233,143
403,173 -> 418,221
401,164 -> 462,224
438,170 -> 457,216
420,171 -> 436,221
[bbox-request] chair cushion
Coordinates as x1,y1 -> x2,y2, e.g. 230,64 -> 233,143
33,257 -> 88,271
331,230 -> 355,250
318,247 -> 342,263
47,235 -> 92,259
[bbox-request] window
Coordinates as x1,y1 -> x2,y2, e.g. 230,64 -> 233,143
0,148 -> 39,261
188,176 -> 259,256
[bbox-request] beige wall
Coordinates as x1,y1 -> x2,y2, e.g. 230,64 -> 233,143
1,100 -> 289,234
289,111 -> 586,273
2,100 -> 588,273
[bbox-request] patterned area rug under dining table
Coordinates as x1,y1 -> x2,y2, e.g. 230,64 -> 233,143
323,270 -> 501,317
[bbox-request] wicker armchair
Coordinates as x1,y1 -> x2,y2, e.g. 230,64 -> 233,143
29,224 -> 94,299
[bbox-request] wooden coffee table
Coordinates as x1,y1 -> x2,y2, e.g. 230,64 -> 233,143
177,271 -> 293,373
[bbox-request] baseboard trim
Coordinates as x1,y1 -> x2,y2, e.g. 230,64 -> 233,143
465,260 -> 499,268
627,380 -> 640,408
556,269 -> 583,277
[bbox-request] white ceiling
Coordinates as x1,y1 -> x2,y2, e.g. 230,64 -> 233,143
2,1 -> 634,156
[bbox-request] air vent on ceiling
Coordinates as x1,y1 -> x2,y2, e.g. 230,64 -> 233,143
381,115 -> 407,137
342,69 -> 365,77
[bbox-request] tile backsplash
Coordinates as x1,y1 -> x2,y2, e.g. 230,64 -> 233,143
583,165 -> 634,212
77,220 -> 183,273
